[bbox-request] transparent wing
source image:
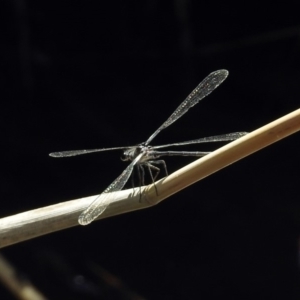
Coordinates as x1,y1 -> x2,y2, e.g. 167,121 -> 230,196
152,132 -> 247,149
145,70 -> 229,145
150,150 -> 210,157
78,153 -> 144,225
49,146 -> 132,158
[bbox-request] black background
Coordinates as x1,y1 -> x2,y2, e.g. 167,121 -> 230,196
1,1 -> 300,299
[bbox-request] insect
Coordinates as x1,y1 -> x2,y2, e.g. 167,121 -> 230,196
50,70 -> 246,225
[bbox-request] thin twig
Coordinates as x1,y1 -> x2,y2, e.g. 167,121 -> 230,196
0,253 -> 47,300
1,109 -> 300,248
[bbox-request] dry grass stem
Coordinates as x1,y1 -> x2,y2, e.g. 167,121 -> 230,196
1,109 -> 300,248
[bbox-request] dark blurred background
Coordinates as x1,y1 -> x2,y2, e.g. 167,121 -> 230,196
1,1 -> 300,299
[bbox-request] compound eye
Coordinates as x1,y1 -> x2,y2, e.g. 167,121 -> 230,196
120,154 -> 128,161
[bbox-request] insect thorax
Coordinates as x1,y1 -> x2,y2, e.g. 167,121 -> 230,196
121,144 -> 154,162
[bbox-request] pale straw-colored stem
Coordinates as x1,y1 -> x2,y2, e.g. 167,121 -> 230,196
0,253 -> 47,300
1,109 -> 300,248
